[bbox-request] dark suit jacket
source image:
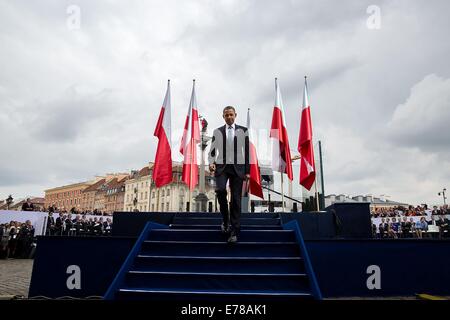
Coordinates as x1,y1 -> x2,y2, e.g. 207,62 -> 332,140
208,124 -> 250,179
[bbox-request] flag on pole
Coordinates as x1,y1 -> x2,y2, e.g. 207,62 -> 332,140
180,80 -> 201,190
152,80 -> 173,188
270,78 -> 293,180
247,108 -> 264,199
298,77 -> 316,191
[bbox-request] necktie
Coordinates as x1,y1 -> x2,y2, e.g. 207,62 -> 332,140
227,126 -> 234,163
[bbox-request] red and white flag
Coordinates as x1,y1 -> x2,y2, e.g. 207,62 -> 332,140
152,80 -> 173,188
270,78 -> 293,180
180,80 -> 201,190
247,108 -> 264,199
298,77 -> 316,191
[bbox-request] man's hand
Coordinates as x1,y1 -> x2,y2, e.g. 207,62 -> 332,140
209,164 -> 216,173
245,174 -> 250,180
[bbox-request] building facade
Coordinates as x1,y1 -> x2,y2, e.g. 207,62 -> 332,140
45,182 -> 94,211
81,179 -> 106,213
324,194 -> 409,210
123,162 -> 217,213
124,165 -> 152,212
104,177 -> 128,214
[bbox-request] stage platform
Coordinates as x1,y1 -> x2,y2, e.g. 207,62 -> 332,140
28,203 -> 450,299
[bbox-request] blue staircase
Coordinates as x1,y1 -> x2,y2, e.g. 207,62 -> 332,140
105,213 -> 322,301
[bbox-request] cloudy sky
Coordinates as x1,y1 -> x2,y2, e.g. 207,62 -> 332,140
1,0 -> 449,206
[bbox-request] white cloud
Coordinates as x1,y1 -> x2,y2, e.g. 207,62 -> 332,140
387,74 -> 450,151
1,0 -> 450,206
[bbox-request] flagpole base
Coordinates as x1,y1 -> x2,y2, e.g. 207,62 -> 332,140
194,193 -> 209,212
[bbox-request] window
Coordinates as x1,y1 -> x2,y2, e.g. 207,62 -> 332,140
166,188 -> 170,196
140,206 -> 142,211
162,190 -> 165,197
145,192 -> 148,199
146,181 -> 148,187
151,204 -> 154,211
152,192 -> 155,199
166,202 -> 169,211
141,182 -> 144,188
140,192 -> 143,200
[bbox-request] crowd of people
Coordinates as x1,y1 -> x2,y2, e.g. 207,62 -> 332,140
46,212 -> 113,237
19,198 -> 113,217
372,215 -> 450,239
0,209 -> 114,259
0,220 -> 35,259
371,205 -> 449,218
45,204 -> 114,217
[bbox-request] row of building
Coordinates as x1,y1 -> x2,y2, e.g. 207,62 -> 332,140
0,162 -> 411,214
41,162 -> 217,214
324,194 -> 408,209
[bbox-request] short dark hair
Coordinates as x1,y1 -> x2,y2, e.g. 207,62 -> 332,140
223,106 -> 236,114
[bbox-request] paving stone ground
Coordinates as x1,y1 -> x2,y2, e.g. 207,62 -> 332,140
0,259 -> 33,298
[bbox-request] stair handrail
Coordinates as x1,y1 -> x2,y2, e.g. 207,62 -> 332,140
104,221 -> 169,300
283,220 -> 323,300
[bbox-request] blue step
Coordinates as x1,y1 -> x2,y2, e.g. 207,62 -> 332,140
124,271 -> 310,292
140,241 -> 300,257
115,288 -> 313,301
148,229 -> 295,242
170,224 -> 283,230
132,255 -> 305,273
172,217 -> 281,226
108,213 -> 319,301
173,213 -> 280,219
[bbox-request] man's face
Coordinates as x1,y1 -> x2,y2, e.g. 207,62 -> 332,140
223,109 -> 236,126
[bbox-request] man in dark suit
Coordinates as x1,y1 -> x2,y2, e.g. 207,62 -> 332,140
21,198 -> 35,211
209,106 -> 250,243
46,212 -> 55,236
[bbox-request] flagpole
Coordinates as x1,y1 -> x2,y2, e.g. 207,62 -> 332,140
313,141 -> 320,211
280,172 -> 285,212
190,79 -> 196,213
189,154 -> 192,213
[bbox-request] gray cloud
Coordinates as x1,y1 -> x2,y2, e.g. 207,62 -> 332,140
26,86 -> 116,142
387,74 -> 450,152
1,0 -> 450,205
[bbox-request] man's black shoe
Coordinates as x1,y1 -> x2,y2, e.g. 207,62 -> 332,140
227,233 -> 238,244
221,223 -> 230,234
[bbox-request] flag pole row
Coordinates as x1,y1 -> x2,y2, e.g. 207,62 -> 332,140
152,78 -> 318,211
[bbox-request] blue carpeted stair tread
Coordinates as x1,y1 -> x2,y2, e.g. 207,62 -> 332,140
140,240 -> 301,257
170,224 -> 282,230
132,255 -> 305,273
118,288 -> 312,296
108,213 -> 318,300
128,270 -> 307,277
172,213 -> 280,219
148,229 -> 295,242
136,255 -> 302,260
172,219 -> 280,226
144,240 -> 297,244
154,229 -> 291,233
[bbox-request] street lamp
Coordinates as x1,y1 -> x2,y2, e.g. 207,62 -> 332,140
195,115 -> 211,212
438,188 -> 447,205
